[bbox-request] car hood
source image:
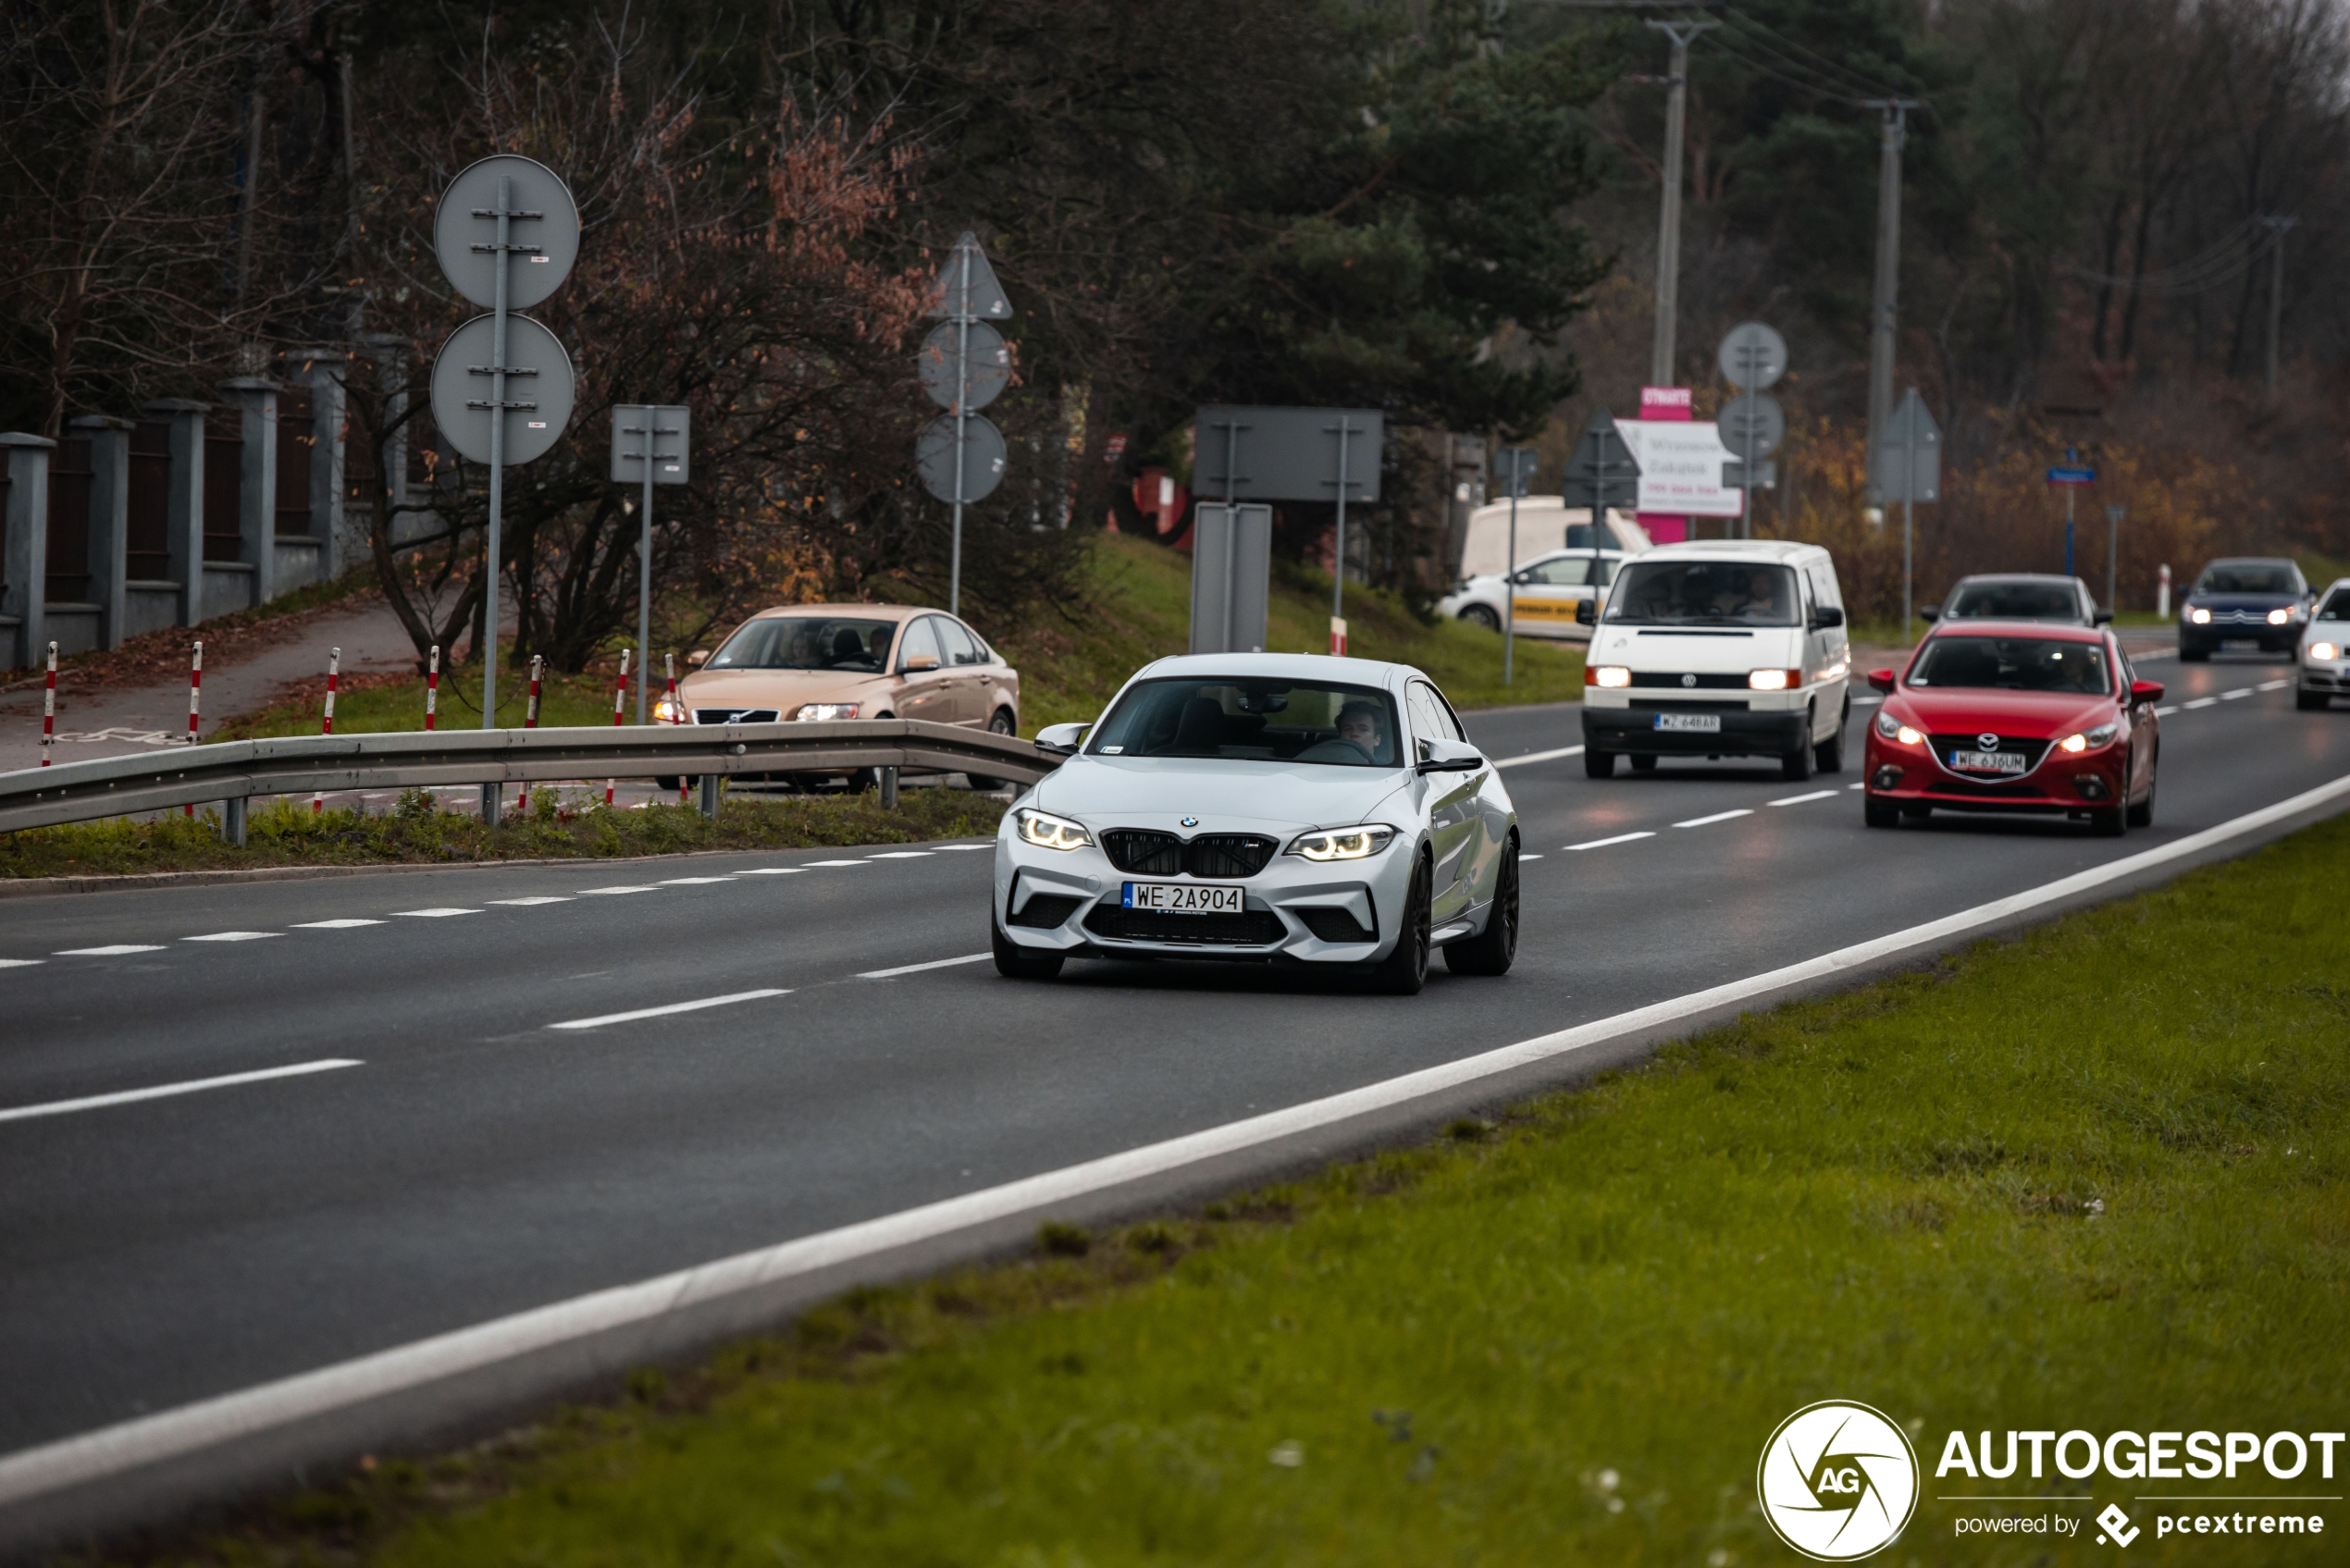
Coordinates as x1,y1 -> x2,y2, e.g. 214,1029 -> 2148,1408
1588,625 -> 1802,673
677,668 -> 893,711
1887,687 -> 2118,739
2187,593 -> 2300,611
1036,755 -> 1409,833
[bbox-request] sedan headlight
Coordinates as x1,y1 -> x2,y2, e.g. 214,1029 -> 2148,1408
795,702 -> 860,721
2311,641 -> 2341,661
652,697 -> 680,722
2269,607 -> 2294,625
1287,824 -> 1397,861
1590,665 -> 1632,688
1874,711 -> 1923,746
2189,607 -> 2212,624
1014,808 -> 1092,851
2057,722 -> 2120,754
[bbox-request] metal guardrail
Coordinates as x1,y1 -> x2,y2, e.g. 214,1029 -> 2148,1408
0,720 -> 1058,834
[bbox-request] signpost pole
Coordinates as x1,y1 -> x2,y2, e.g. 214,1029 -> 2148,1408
479,173 -> 513,821
1901,411 -> 1916,645
2065,486 -> 2075,579
1330,418 -> 1351,650
950,245 -> 971,617
638,418 -> 654,724
1742,398 -> 1757,541
1504,481 -> 1518,686
2106,504 -> 2124,615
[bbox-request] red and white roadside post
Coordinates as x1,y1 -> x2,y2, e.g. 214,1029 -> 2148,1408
2158,563 -> 2172,620
425,645 -> 440,731
517,654 -> 543,814
314,647 -> 340,813
605,648 -> 629,807
39,641 -> 56,766
665,652 -> 686,806
183,642 -> 202,816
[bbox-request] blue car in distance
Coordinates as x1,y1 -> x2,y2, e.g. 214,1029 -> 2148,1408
2179,558 -> 2312,661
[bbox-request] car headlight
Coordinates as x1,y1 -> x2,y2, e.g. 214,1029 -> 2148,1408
652,698 -> 680,722
2269,607 -> 2294,625
1874,711 -> 1923,746
795,702 -> 860,721
2189,607 -> 2211,624
1014,808 -> 1092,851
2057,722 -> 2120,754
1590,665 -> 1632,688
1286,823 -> 1397,861
2311,641 -> 2341,661
1748,668 -> 1800,691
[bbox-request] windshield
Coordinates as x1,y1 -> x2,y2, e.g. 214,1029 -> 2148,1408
1605,561 -> 1800,627
2319,588 -> 2350,622
709,616 -> 897,673
1909,636 -> 2111,695
1946,581 -> 2082,622
1086,678 -> 1402,767
2195,562 -> 2299,596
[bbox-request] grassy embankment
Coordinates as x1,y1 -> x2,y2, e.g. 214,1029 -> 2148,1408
173,812 -> 2350,1567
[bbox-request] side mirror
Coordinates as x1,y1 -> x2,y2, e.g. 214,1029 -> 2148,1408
1867,668 -> 1898,695
902,653 -> 941,673
1575,599 -> 1597,626
1035,722 -> 1090,755
1415,736 -> 1486,775
686,648 -> 710,668
2094,608 -> 2114,625
1809,605 -> 1845,630
1919,606 -> 1941,623
2130,678 -> 2165,706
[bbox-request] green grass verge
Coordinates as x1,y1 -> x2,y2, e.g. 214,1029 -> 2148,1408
0,788 -> 1004,880
996,534 -> 1585,733
173,813 -> 2350,1566
209,661 -> 628,742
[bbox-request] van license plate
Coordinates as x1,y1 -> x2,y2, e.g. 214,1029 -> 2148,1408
1653,712 -> 1722,733
1949,750 -> 2027,774
1122,882 -> 1244,914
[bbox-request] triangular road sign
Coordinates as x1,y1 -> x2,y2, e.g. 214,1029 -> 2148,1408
925,232 -> 1012,321
1870,388 -> 1941,504
1560,408 -> 1640,512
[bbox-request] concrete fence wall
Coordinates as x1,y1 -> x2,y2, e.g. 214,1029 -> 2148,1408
0,357 -> 350,673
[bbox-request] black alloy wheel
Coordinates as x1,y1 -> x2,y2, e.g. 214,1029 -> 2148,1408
965,709 -> 1020,792
1443,837 -> 1518,976
2127,757 -> 2158,828
1373,855 -> 1433,995
1461,603 -> 1501,633
991,911 -> 1066,980
1863,796 -> 1899,829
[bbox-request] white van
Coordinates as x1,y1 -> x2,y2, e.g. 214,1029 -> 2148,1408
1455,500 -> 1652,581
1577,539 -> 1851,781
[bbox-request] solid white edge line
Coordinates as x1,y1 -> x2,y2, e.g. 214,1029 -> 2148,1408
1673,809 -> 1754,829
8,770 -> 2350,1510
0,1059 -> 360,1126
858,953 -> 993,980
1493,745 -> 1584,769
545,989 -> 791,1031
1565,831 -> 1655,851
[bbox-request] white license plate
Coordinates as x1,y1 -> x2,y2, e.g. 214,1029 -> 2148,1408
2223,638 -> 2260,650
1653,712 -> 1722,733
1121,882 -> 1244,914
1949,750 -> 2027,774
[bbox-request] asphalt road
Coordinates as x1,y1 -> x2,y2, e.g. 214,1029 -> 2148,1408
3,646 -> 2346,1517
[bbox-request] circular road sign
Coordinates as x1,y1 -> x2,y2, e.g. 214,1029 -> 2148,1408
917,414 -> 1008,503
433,154 -> 580,312
918,320 -> 1010,414
1717,321 -> 1788,390
1718,392 -> 1786,458
428,314 -> 577,467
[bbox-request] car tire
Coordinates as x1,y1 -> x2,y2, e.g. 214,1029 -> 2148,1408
1629,754 -> 1657,773
1584,748 -> 1615,779
1814,705 -> 1847,773
1780,728 -> 1814,782
992,912 -> 1065,980
1372,856 -> 1432,995
1443,836 -> 1517,977
2180,645 -> 2209,662
1460,603 -> 1501,633
2089,803 -> 2127,837
2298,687 -> 2330,711
653,774 -> 685,793
965,708 -> 1020,791
1863,796 -> 1899,829
2127,763 -> 2156,828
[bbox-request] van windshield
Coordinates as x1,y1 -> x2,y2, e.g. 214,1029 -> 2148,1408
1605,561 -> 1800,627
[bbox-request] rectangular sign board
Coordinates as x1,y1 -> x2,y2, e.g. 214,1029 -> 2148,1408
610,405 -> 690,486
1189,503 -> 1273,656
1194,406 -> 1382,504
1618,420 -> 1742,516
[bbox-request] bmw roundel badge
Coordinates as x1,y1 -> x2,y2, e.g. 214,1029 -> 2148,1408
1180,815 -> 1199,828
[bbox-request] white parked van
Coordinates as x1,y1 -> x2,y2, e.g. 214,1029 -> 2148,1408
1578,539 -> 1851,781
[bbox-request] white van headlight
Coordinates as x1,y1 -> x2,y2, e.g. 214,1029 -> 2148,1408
1287,824 -> 1396,861
1591,666 -> 1632,688
1014,808 -> 1092,851
1748,669 -> 1800,691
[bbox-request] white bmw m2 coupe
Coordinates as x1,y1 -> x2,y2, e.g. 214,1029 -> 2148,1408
991,654 -> 1520,994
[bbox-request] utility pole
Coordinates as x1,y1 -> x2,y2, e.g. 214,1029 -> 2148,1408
2262,216 -> 2296,399
1861,99 -> 1919,472
1646,19 -> 1718,387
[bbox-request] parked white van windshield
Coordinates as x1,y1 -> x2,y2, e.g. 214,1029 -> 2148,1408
1606,561 -> 1800,627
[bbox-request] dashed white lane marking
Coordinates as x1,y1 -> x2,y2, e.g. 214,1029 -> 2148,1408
2155,706 -> 2179,716
2258,679 -> 2292,691
1674,809 -> 1753,829
859,953 -> 992,980
2184,697 -> 2218,710
0,958 -> 44,969
866,851 -> 935,859
183,932 -> 279,944
1848,782 -> 1866,790
1519,853 -> 1545,860
934,844 -> 995,851
735,868 -> 805,875
1853,696 -> 1884,707
657,877 -> 736,885
391,908 -> 477,919
2220,687 -> 2253,700
0,1059 -> 361,1125
575,885 -> 661,895
489,897 -> 571,907
1494,745 -> 1584,770
294,919 -> 384,930
1769,789 -> 1840,807
802,859 -> 870,869
54,945 -> 166,957
545,988 -> 792,1031
1565,831 -> 1655,851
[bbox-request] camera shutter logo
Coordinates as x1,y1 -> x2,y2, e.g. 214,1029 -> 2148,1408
1756,1401 -> 1919,1561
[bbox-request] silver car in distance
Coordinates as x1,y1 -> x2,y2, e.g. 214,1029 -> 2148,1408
991,653 -> 1521,994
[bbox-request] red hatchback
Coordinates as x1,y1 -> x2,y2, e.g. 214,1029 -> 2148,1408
1861,621 -> 2162,835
